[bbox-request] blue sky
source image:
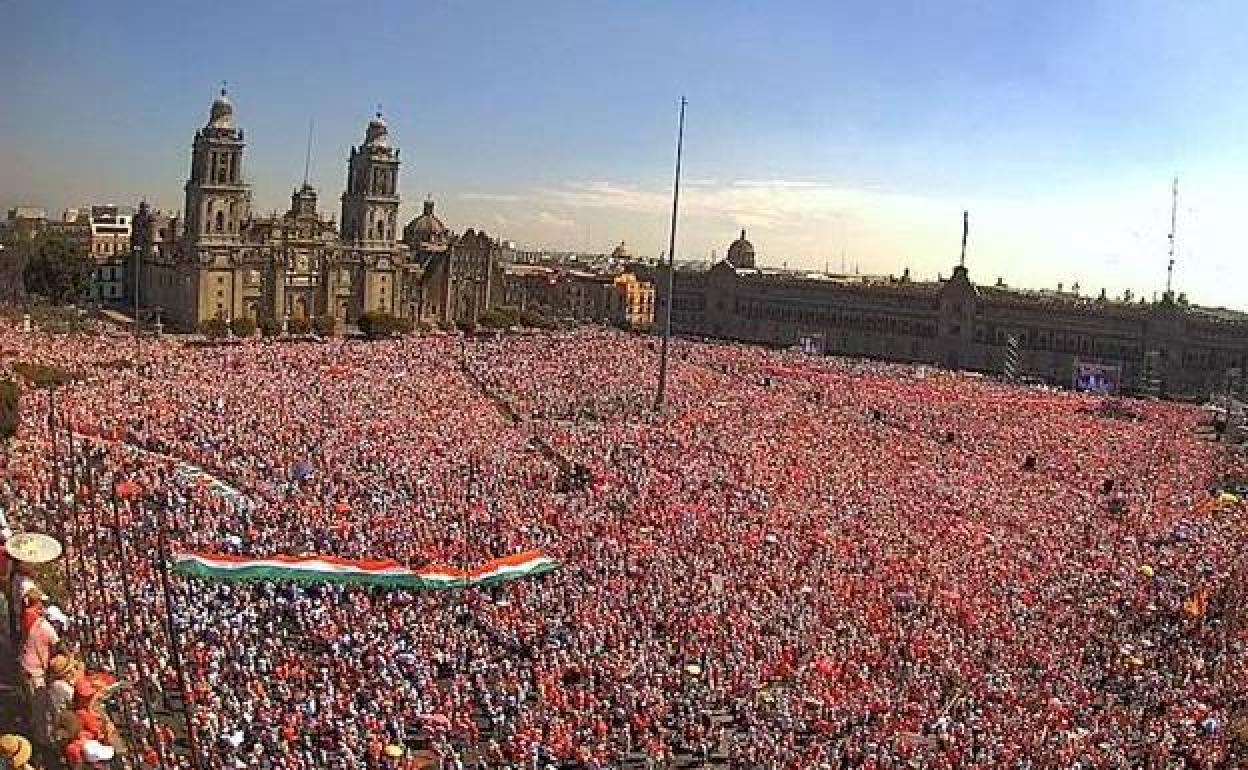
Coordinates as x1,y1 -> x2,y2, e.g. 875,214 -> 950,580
5,1 -> 1248,307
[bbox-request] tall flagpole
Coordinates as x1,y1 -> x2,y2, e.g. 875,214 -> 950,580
655,96 -> 687,412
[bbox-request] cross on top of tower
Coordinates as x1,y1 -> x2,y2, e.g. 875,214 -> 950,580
376,103 -> 383,119
221,80 -> 228,97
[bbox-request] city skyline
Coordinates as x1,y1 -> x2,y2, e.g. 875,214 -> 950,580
7,1 -> 1248,308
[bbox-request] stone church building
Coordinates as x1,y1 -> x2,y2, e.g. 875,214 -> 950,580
134,90 -> 501,330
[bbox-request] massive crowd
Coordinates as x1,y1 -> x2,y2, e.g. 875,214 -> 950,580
1,322 -> 1246,769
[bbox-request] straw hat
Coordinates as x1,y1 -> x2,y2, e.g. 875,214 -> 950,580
6,532 -> 63,563
49,654 -> 82,680
0,734 -> 32,768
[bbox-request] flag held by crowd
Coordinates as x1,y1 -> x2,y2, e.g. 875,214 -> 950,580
171,549 -> 559,590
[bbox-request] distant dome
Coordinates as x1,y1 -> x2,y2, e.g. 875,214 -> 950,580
364,111 -> 390,149
208,88 -> 235,129
404,199 -> 449,250
726,229 -> 755,268
610,241 -> 632,259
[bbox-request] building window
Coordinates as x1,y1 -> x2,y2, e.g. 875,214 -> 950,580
215,211 -> 225,232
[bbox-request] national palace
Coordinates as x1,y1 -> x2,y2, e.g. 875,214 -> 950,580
654,230 -> 1248,399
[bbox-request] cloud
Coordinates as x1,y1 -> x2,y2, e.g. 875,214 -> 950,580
730,179 -> 826,189
459,191 -> 524,203
535,210 -> 576,229
451,171 -> 1248,309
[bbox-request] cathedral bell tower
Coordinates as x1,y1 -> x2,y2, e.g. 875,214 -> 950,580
340,111 -> 400,247
183,88 -> 251,243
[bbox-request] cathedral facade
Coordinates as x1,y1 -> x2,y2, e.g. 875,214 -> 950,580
133,91 -> 503,330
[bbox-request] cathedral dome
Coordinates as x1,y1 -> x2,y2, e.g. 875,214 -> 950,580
726,229 -> 755,268
404,199 -> 449,250
208,88 -> 235,129
610,241 -> 632,259
364,111 -> 390,149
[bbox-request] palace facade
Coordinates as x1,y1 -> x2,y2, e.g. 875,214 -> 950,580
658,231 -> 1248,399
133,91 -> 503,330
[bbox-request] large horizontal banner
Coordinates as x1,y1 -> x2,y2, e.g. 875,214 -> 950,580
171,549 -> 558,590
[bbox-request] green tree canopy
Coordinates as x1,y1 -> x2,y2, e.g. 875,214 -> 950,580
0,379 -> 18,442
21,234 -> 93,305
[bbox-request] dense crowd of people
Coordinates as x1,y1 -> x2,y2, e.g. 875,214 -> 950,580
1,322 -> 1246,769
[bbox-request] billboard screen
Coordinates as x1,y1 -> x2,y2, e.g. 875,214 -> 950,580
1073,360 -> 1122,394
796,332 -> 825,355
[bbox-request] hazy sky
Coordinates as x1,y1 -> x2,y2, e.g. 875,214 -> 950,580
5,1 -> 1248,307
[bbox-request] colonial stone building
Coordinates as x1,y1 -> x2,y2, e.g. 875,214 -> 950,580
500,258 -> 655,328
659,230 -> 1248,399
134,90 -> 503,330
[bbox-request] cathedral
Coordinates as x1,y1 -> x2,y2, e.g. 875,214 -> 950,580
134,90 -> 502,330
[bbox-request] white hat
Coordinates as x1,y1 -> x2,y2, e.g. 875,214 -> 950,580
83,739 -> 115,762
45,605 -> 70,627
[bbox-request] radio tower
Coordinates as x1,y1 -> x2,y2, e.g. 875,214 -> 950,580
1166,176 -> 1178,298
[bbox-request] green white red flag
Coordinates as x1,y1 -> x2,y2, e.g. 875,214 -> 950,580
171,549 -> 558,589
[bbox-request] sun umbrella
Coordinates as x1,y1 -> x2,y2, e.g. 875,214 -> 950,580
6,532 -> 63,563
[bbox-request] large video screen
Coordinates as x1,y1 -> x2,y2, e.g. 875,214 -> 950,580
1073,361 -> 1122,394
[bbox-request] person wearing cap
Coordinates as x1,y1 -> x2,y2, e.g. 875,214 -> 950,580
46,655 -> 82,747
8,561 -> 38,642
0,733 -> 36,769
20,604 -> 68,746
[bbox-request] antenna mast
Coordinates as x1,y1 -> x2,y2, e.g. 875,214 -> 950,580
960,210 -> 969,268
302,117 -> 314,186
1166,176 -> 1178,296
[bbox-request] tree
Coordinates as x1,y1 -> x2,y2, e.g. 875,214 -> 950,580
258,317 -> 281,338
0,379 -> 18,443
0,239 -> 28,306
11,362 -> 78,388
312,315 -> 337,337
288,317 -> 311,335
478,307 -> 519,330
230,317 -> 257,337
358,312 -> 409,339
22,234 -> 92,305
198,318 -> 229,338
517,308 -> 555,330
